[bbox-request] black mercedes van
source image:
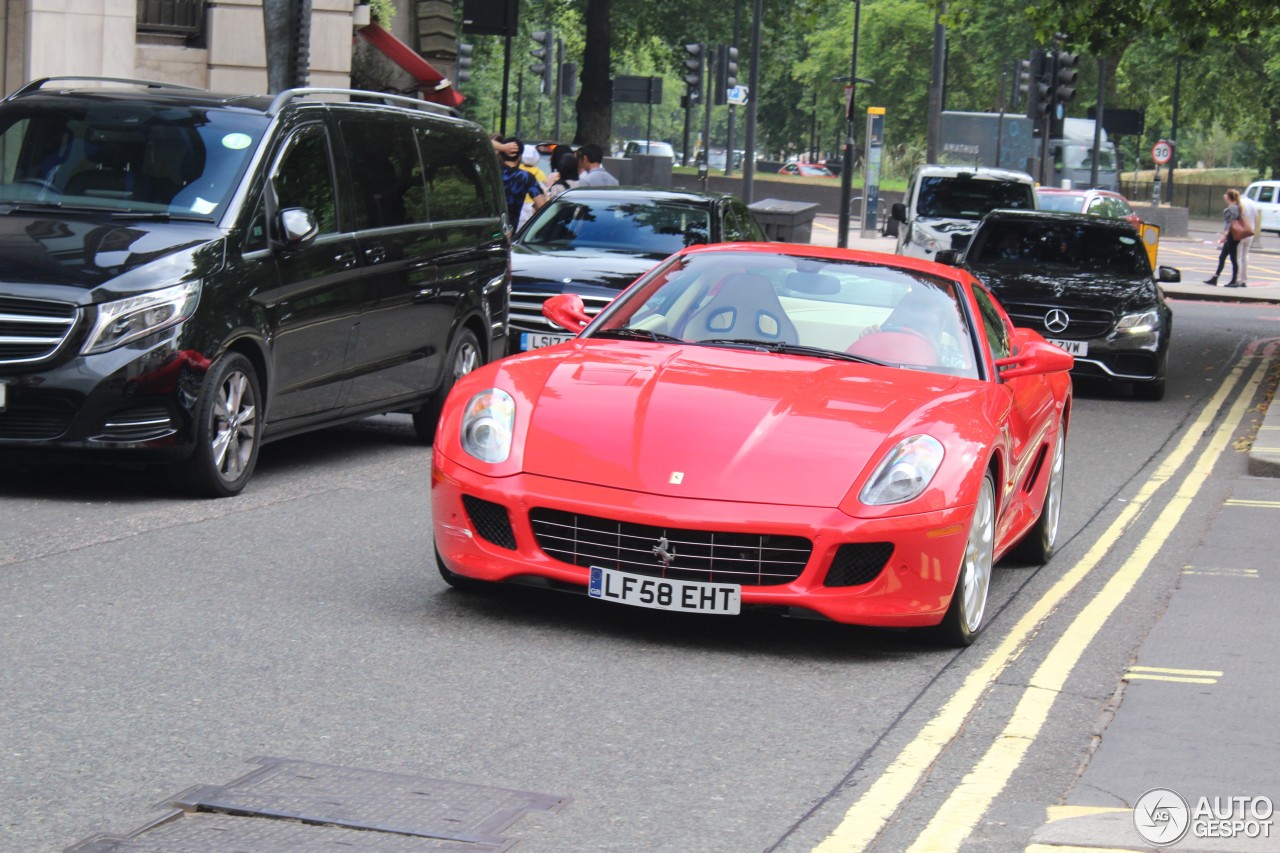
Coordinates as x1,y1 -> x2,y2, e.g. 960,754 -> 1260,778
0,77 -> 509,495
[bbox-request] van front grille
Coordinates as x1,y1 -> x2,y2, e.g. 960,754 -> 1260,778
0,296 -> 78,365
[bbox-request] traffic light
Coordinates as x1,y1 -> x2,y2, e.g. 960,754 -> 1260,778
456,42 -> 474,86
1025,49 -> 1050,121
1014,56 -> 1033,110
560,61 -> 577,97
530,30 -> 554,95
715,45 -> 738,105
1052,50 -> 1079,107
683,43 -> 705,103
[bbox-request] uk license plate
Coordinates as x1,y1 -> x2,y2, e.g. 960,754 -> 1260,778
0,381 -> 6,412
521,331 -> 573,351
588,566 -> 741,615
1046,338 -> 1088,356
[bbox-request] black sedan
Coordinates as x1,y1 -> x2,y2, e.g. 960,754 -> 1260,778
508,187 -> 766,354
953,210 -> 1176,400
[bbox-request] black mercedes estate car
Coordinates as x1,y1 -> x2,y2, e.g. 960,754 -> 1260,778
0,77 -> 509,495
956,209 -> 1176,400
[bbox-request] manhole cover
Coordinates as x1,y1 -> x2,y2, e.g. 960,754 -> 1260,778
67,756 -> 569,852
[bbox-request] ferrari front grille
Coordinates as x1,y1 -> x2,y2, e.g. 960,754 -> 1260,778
0,295 -> 78,365
529,508 -> 811,586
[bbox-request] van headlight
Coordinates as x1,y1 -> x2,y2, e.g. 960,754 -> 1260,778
911,225 -> 940,253
82,281 -> 201,354
461,388 -> 515,463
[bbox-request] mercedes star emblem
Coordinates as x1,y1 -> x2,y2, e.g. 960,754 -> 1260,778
1044,308 -> 1070,334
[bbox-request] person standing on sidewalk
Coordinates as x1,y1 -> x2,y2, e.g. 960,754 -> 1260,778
575,144 -> 619,186
1237,188 -> 1258,286
1205,189 -> 1246,287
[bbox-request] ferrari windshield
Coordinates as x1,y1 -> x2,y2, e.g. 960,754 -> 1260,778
519,196 -> 712,255
591,249 -> 980,378
0,100 -> 267,219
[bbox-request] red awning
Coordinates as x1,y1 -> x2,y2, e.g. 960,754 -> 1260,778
357,22 -> 465,109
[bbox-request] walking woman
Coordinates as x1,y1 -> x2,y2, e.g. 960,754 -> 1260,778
1205,189 -> 1249,287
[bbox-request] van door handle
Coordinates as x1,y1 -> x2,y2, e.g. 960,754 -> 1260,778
363,243 -> 387,264
413,287 -> 439,303
334,250 -> 357,268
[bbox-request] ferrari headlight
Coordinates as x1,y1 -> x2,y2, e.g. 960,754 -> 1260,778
1116,309 -> 1159,335
860,434 -> 945,505
461,388 -> 515,463
82,281 -> 201,355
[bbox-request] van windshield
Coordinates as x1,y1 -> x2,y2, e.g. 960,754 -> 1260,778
917,176 -> 1035,219
0,100 -> 268,220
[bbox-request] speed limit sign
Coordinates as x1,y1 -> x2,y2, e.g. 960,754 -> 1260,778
1152,140 -> 1174,165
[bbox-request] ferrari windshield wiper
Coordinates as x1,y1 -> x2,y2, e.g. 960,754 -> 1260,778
593,327 -> 684,343
697,338 -> 882,364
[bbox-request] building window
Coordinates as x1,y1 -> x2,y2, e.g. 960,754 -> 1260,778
136,0 -> 207,39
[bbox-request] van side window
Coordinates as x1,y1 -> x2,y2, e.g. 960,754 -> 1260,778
272,124 -> 338,234
341,119 -> 427,229
417,128 -> 492,221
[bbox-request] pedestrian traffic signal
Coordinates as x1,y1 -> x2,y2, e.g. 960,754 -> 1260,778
1052,50 -> 1079,106
456,42 -> 474,86
530,30 -> 554,95
683,43 -> 705,103
715,45 -> 738,105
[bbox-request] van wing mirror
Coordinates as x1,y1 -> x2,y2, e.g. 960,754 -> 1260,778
890,201 -> 907,222
277,208 -> 319,247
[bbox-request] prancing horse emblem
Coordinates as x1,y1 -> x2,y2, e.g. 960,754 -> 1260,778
653,536 -> 676,569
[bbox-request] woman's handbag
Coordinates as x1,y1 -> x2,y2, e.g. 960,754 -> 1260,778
1230,216 -> 1254,241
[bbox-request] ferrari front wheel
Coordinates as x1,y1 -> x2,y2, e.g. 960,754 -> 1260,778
935,472 -> 996,647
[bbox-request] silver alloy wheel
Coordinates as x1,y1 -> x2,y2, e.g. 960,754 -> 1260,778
961,476 -> 996,634
1041,428 -> 1065,551
452,336 -> 481,381
211,367 -> 257,484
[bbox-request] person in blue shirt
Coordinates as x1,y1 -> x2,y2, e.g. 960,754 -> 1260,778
495,136 -> 547,232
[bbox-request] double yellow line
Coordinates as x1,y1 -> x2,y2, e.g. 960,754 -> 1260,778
814,345 -> 1273,852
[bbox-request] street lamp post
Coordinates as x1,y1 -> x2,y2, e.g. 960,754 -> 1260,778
837,0 -> 862,249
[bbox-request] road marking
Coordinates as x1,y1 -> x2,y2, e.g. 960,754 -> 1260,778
1182,567 -> 1258,577
900,350 -> 1269,853
810,348 -> 1261,853
1224,498 -> 1280,508
1124,665 -> 1222,684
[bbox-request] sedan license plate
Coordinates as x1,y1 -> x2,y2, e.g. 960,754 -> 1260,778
1046,338 -> 1088,356
588,566 -> 741,615
521,331 -> 573,351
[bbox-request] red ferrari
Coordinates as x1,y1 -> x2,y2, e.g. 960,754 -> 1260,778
431,244 -> 1073,645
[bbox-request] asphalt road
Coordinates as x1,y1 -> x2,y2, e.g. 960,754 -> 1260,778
2,298 -> 1278,852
